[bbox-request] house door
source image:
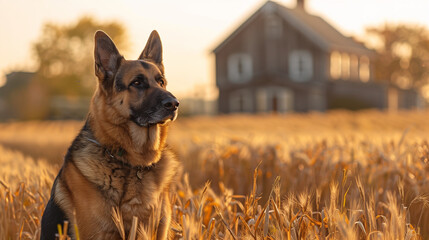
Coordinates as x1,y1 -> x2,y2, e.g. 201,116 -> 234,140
269,88 -> 293,113
256,87 -> 294,113
272,95 -> 278,113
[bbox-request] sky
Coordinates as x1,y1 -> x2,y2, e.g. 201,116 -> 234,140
0,0 -> 428,99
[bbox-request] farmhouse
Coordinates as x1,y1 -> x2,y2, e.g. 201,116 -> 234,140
213,0 -> 419,113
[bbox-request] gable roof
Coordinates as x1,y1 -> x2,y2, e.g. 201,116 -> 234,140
213,1 -> 375,56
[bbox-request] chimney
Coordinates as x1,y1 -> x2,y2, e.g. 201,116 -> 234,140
296,0 -> 305,10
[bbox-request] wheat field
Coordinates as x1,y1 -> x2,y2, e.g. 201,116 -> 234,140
0,110 -> 429,239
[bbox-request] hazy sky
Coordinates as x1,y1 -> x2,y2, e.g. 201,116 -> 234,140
1,0 -> 428,98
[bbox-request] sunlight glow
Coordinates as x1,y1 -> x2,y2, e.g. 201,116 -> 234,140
0,75 -> 5,87
0,0 -> 428,97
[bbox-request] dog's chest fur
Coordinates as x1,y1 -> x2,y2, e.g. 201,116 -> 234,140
57,130 -> 179,238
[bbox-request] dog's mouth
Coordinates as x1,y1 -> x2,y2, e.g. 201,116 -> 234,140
149,113 -> 177,126
132,110 -> 178,128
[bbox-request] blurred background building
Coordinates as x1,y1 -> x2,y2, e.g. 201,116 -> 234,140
213,0 -> 422,114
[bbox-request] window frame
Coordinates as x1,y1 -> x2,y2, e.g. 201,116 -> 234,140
289,50 -> 313,82
227,53 -> 253,83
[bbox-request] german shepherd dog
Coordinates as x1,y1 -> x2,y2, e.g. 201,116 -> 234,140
41,30 -> 180,239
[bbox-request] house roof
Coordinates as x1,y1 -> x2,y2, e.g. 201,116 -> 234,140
212,1 -> 375,56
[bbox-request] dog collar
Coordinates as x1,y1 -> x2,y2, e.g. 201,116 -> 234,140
86,137 -> 154,179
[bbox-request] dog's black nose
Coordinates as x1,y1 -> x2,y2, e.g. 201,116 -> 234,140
162,98 -> 179,111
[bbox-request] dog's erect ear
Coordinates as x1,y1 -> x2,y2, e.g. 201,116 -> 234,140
94,31 -> 123,89
139,30 -> 164,73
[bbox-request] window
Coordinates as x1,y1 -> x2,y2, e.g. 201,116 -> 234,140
256,89 -> 267,112
289,50 -> 313,82
359,56 -> 370,82
341,53 -> 350,79
229,90 -> 253,112
227,54 -> 253,83
330,51 -> 341,79
331,52 -> 363,81
350,55 -> 359,80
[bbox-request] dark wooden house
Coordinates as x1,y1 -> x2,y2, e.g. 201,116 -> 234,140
213,0 -> 420,113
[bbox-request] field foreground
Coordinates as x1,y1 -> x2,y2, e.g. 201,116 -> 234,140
0,110 -> 429,239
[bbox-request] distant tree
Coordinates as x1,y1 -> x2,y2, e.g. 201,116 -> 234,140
4,16 -> 130,120
365,24 -> 429,89
33,16 -> 128,97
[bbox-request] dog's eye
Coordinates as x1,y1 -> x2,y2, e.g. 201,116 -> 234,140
129,74 -> 148,89
131,80 -> 141,86
157,78 -> 166,87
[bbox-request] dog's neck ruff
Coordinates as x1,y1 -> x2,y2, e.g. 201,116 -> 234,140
86,137 -> 125,157
86,137 -> 155,179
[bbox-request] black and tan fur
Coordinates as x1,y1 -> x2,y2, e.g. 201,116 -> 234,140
41,30 -> 180,240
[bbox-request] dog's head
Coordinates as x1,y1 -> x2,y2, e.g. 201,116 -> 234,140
93,30 -> 178,128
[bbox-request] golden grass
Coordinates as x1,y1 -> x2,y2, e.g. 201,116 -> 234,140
0,146 -> 55,239
0,110 -> 429,239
